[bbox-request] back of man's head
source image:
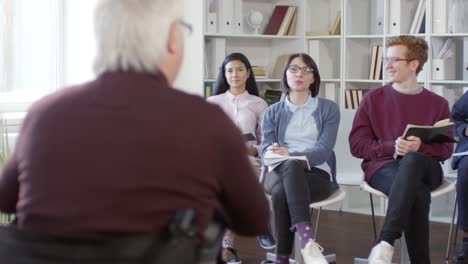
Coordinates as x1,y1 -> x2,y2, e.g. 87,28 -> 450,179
93,0 -> 183,76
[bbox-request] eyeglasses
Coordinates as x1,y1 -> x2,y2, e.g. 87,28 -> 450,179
286,65 -> 314,75
383,57 -> 416,65
179,19 -> 193,36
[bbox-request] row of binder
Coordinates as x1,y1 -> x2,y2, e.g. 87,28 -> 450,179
388,0 -> 425,35
206,0 -> 243,34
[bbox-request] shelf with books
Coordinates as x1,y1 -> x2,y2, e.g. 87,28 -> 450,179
203,0 -> 305,84
204,37 -> 303,80
345,38 -> 384,80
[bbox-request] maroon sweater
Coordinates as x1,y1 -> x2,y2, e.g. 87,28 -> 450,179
0,71 -> 269,238
349,84 -> 453,182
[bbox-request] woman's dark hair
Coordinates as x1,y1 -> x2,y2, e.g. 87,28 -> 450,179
213,52 -> 259,96
281,53 -> 321,97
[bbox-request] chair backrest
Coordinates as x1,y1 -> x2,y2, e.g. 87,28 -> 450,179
431,178 -> 456,198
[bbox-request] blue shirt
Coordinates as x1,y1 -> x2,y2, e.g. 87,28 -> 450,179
284,96 -> 331,175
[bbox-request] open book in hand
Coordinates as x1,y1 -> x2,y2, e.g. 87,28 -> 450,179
263,151 -> 311,170
401,118 -> 456,144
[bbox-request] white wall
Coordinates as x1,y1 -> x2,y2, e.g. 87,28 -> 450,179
63,0 -> 204,96
63,0 -> 97,86
173,1 -> 204,96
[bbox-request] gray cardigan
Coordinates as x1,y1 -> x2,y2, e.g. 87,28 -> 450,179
261,97 -> 340,183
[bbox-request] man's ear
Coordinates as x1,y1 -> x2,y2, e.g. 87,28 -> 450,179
167,20 -> 179,54
410,60 -> 420,73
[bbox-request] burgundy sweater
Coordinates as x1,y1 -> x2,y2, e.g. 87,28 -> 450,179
0,71 -> 270,239
349,85 -> 453,182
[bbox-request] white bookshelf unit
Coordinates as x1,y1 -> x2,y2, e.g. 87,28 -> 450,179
201,0 -> 466,222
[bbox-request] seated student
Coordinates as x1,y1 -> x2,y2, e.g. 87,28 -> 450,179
0,0 -> 270,263
349,35 -> 453,264
261,53 -> 340,264
207,52 -> 275,263
451,92 -> 468,264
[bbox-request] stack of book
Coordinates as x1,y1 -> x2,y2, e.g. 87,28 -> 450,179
270,55 -> 290,79
263,5 -> 298,36
263,89 -> 284,106
252,66 -> 267,79
345,89 -> 368,110
369,45 -> 383,80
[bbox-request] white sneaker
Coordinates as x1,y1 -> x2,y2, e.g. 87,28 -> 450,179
301,239 -> 328,264
368,241 -> 394,264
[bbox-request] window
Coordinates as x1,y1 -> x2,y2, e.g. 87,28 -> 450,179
0,0 -> 63,110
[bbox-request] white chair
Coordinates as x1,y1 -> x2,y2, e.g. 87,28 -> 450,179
264,187 -> 346,264
354,178 -> 456,264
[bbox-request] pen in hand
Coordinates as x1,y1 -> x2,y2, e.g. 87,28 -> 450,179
269,142 -> 289,156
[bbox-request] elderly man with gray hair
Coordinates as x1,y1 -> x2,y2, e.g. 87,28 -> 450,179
0,0 -> 270,263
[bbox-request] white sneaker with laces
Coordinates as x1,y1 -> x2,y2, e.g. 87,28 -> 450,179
301,239 -> 328,264
368,241 -> 394,264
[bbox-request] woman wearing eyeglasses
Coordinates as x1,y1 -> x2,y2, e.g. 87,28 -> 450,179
261,53 -> 340,264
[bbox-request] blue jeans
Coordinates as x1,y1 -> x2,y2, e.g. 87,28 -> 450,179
369,152 -> 442,264
457,156 -> 468,231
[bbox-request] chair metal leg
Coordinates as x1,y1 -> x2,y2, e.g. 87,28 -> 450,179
446,195 -> 458,260
400,233 -> 410,263
369,193 -> 377,240
315,208 -> 321,240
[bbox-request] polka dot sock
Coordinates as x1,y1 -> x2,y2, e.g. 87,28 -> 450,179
275,255 -> 289,264
296,222 -> 315,249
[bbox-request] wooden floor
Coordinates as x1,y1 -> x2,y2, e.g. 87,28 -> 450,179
234,210 -> 461,264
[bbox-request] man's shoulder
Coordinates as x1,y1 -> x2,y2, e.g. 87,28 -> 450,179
29,84 -> 86,114
367,85 -> 389,97
423,88 -> 449,105
170,88 -> 225,115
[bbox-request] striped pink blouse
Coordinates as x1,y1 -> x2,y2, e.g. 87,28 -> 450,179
207,90 -> 268,153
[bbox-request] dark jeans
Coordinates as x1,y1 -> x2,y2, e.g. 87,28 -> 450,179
264,159 -> 335,255
369,152 -> 442,264
457,156 -> 468,231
